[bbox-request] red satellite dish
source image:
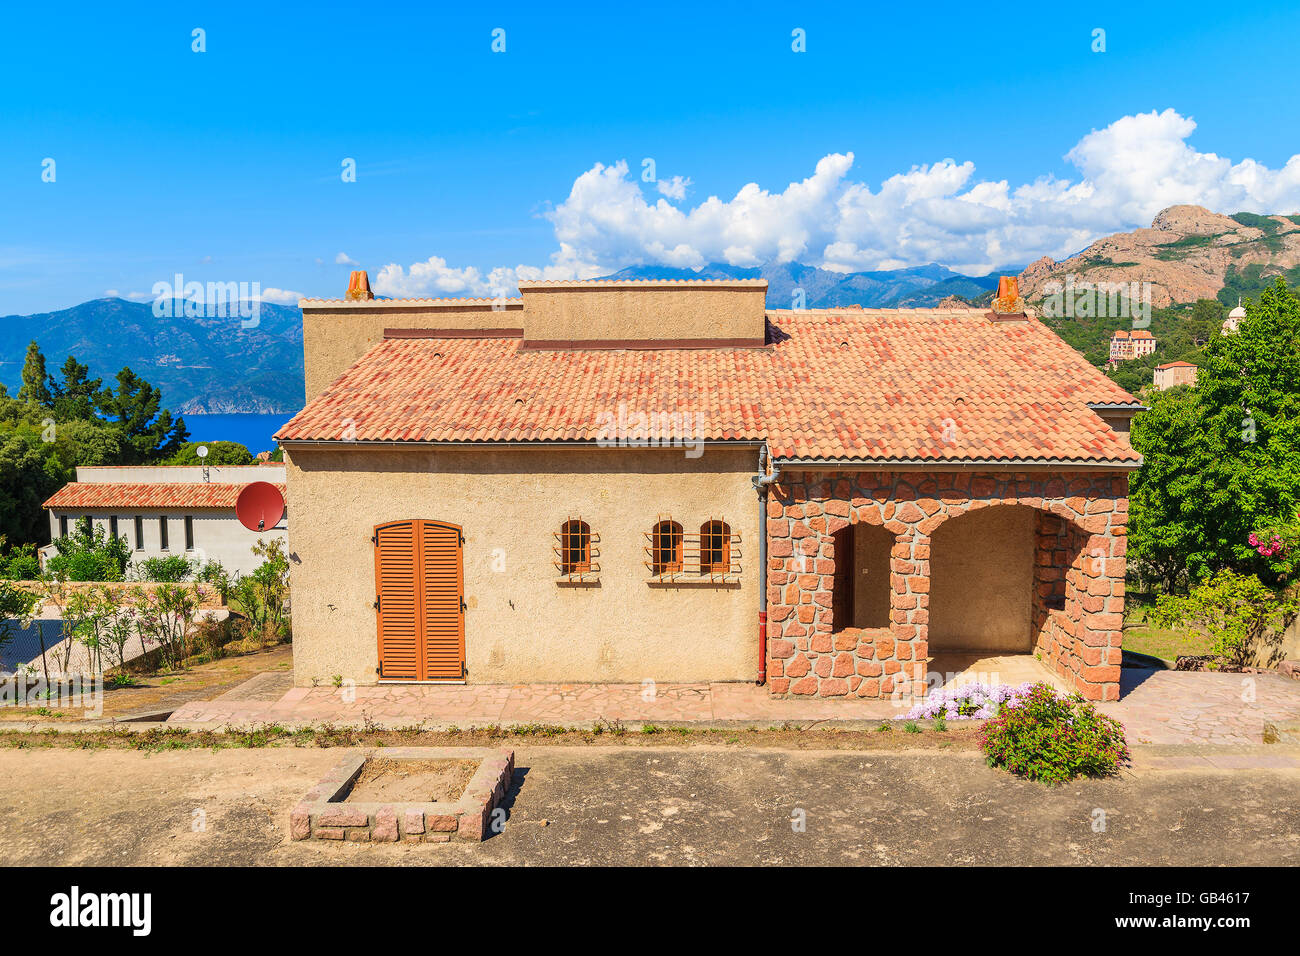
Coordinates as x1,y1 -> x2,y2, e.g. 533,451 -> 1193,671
235,482 -> 285,532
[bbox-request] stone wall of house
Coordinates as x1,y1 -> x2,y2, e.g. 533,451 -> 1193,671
765,471 -> 1129,701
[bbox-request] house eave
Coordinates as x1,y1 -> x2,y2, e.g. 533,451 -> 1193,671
771,456 -> 1143,472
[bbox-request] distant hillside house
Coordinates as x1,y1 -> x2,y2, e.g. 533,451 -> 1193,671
1153,361 -> 1198,390
1109,329 -> 1156,360
42,464 -> 288,577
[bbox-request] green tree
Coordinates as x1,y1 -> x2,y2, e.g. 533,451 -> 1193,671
0,432 -> 65,544
17,341 -> 51,407
97,367 -> 189,462
166,440 -> 254,465
1130,278 -> 1300,589
47,356 -> 107,421
1187,298 -> 1225,346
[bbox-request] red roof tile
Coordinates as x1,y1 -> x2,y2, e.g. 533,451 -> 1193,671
43,483 -> 286,510
276,309 -> 1141,465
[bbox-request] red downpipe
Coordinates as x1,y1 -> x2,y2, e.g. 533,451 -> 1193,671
757,610 -> 768,684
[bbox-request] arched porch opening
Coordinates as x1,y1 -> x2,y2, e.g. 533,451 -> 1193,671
928,504 -> 1085,688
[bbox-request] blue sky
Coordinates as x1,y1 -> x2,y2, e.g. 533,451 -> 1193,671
3,0 -> 1299,313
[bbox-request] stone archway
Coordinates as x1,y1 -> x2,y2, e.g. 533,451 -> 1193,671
766,470 -> 1128,701
928,505 -> 1038,655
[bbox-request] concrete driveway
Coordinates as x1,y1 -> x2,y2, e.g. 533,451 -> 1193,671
1,744 -> 1297,866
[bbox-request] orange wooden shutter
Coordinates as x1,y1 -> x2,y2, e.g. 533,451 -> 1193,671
420,521 -> 465,679
374,521 -> 420,680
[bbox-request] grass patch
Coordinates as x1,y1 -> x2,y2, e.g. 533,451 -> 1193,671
1123,594 -> 1213,663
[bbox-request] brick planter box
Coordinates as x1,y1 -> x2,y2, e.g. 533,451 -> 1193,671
290,747 -> 514,843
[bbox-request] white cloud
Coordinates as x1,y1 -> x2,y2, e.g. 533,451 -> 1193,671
257,287 -> 304,304
656,175 -> 692,200
334,252 -> 359,266
373,109 -> 1300,296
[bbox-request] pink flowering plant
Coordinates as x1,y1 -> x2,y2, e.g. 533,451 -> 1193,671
1248,515 -> 1300,584
978,682 -> 1129,783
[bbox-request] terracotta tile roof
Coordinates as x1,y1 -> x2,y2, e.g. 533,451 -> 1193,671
1156,361 -> 1197,369
276,308 -> 1141,465
42,483 -> 286,510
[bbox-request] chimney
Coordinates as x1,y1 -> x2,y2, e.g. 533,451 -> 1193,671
346,270 -> 373,301
988,275 -> 1026,321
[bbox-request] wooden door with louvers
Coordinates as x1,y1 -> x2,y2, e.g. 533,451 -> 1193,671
374,520 -> 465,681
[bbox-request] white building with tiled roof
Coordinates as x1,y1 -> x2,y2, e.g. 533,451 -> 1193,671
42,464 -> 288,577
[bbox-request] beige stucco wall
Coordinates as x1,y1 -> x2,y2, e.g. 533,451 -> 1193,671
301,303 -> 524,401
301,284 -> 768,402
927,506 -> 1035,652
284,444 -> 761,686
516,283 -> 767,343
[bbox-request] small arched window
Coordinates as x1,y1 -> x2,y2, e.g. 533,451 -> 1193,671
559,519 -> 591,574
651,520 -> 684,574
700,520 -> 730,574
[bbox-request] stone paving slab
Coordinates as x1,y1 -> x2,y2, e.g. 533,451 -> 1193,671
164,667 -> 1300,747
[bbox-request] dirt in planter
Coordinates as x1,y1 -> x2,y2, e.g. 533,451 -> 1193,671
343,757 -> 480,803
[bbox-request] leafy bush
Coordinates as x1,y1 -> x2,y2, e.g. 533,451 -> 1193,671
45,525 -> 130,581
129,555 -> 195,583
0,540 -> 40,580
230,539 -> 290,645
132,583 -> 201,670
166,441 -> 254,465
979,683 -> 1129,783
195,560 -> 233,600
1148,569 -> 1298,668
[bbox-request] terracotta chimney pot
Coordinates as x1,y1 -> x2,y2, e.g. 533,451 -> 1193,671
347,270 -> 373,301
991,275 -> 1025,317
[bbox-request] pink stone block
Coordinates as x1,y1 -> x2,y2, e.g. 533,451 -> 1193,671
372,807 -> 399,842
290,806 -> 311,841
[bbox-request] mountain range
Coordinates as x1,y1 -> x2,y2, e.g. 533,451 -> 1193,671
600,261 -> 1016,309
4,206 -> 1297,415
0,298 -> 304,415
1018,204 -> 1300,309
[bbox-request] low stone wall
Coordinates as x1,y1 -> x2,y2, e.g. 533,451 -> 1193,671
13,580 -> 225,611
291,747 -> 514,843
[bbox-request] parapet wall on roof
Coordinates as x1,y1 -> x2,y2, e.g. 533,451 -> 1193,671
299,279 -> 769,402
515,280 -> 767,346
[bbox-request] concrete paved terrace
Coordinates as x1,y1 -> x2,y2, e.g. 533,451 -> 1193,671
165,661 -> 1300,747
